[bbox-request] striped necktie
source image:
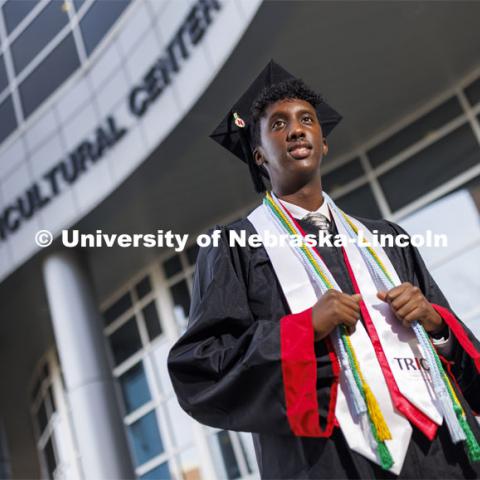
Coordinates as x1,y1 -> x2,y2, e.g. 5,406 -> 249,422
302,212 -> 331,231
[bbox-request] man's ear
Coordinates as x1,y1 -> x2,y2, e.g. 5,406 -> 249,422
253,146 -> 266,167
322,139 -> 328,156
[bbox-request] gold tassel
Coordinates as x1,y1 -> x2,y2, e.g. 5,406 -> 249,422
364,383 -> 392,441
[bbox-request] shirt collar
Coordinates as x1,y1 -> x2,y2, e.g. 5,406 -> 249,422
278,195 -> 331,221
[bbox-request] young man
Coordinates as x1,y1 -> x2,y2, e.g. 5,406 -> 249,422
168,60 -> 480,479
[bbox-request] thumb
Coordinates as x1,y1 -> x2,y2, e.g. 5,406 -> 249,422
351,293 -> 362,303
377,291 -> 388,301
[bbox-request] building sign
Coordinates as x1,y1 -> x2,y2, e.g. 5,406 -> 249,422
0,0 -> 221,242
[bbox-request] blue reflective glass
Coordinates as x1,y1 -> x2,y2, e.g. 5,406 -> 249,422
0,96 -> 17,146
465,76 -> 480,107
367,97 -> 463,167
128,411 -> 164,466
73,0 -> 86,12
217,431 -> 241,480
119,362 -> 151,413
103,292 -> 133,325
379,123 -> 480,211
109,317 -> 142,365
322,158 -> 365,193
80,0 -> 130,56
140,462 -> 171,480
2,0 -> 37,34
19,33 -> 80,118
11,1 -> 70,74
0,55 -> 8,93
336,184 -> 382,219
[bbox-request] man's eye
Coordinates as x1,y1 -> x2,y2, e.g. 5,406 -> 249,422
302,116 -> 313,123
272,119 -> 285,129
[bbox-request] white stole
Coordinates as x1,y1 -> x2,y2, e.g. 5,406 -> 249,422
248,203 -> 441,475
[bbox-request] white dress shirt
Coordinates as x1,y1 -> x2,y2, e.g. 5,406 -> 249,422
279,196 -> 331,221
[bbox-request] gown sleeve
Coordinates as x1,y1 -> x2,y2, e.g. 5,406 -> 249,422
388,221 -> 480,413
167,225 -> 339,437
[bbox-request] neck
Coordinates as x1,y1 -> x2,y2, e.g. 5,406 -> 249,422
275,176 -> 324,211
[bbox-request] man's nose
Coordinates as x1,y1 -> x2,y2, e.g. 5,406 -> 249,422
287,120 -> 305,140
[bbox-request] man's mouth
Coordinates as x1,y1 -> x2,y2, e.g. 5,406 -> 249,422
288,141 -> 312,159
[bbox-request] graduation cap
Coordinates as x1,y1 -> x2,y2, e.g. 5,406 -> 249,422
209,59 -> 342,192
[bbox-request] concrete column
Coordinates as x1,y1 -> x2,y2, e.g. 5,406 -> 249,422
42,250 -> 134,479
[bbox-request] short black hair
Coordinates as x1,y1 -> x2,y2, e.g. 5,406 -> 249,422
247,78 -> 324,192
250,78 -> 323,149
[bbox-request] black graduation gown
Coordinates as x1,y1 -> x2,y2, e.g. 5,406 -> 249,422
167,213 -> 480,479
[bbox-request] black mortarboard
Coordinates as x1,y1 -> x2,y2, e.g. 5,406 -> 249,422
209,59 -> 342,192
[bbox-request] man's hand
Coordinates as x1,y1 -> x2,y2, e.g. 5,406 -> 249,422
377,282 -> 443,333
312,290 -> 362,341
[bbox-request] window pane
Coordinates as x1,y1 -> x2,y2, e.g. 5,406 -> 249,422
142,301 -> 162,341
11,1 -> 70,74
336,184 -> 382,219
47,385 -> 56,413
37,400 -> 48,433
128,411 -> 164,466
80,0 -> 130,56
322,158 -> 364,194
135,276 -> 152,300
379,123 -> 480,211
212,431 -> 241,480
73,0 -> 86,12
186,244 -> 199,266
465,76 -> 480,107
163,256 -> 182,278
103,292 -> 133,325
44,437 -> 57,479
19,33 -> 80,118
2,0 -> 36,34
32,377 -> 42,403
0,96 -> 17,146
119,361 -> 151,413
140,462 -> 171,480
170,280 -> 190,331
367,97 -> 463,167
0,55 -> 8,93
109,317 -> 142,365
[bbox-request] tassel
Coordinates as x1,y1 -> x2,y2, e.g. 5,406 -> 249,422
458,415 -> 480,462
377,441 -> 394,470
360,414 -> 378,451
439,394 -> 466,443
364,384 -> 392,441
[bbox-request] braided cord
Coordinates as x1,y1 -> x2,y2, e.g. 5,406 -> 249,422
333,203 -> 480,462
264,192 -> 394,468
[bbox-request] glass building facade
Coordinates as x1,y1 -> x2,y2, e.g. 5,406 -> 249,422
0,0 -> 131,144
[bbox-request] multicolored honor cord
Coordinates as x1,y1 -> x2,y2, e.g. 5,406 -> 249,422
263,191 -> 394,469
329,197 -> 480,463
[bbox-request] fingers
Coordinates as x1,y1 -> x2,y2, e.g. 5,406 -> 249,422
380,282 -> 412,303
376,283 -> 427,329
403,307 -> 422,325
313,290 -> 362,338
337,304 -> 359,325
395,300 -> 418,320
377,291 -> 387,301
